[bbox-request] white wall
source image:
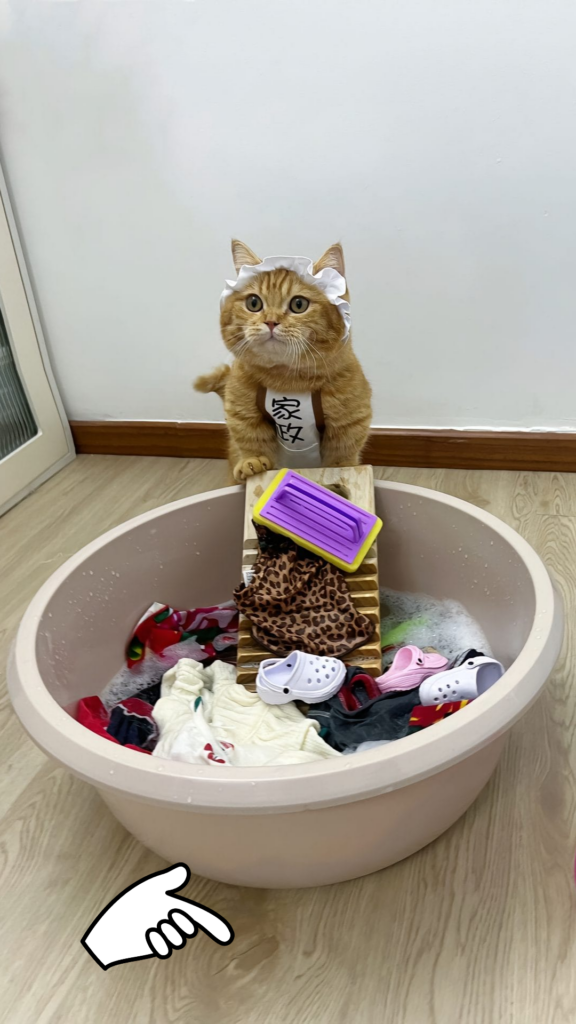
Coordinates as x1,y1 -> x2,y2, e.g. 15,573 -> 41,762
0,0 -> 575,430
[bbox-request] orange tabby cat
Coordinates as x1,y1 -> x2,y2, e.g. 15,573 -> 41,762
194,240 -> 372,482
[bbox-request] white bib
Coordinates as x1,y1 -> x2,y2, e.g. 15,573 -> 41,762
263,389 -> 323,468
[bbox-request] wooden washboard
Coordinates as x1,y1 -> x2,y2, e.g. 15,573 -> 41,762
237,465 -> 382,690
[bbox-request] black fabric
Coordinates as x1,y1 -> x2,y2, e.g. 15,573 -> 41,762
308,676 -> 421,751
107,699 -> 158,751
449,649 -> 484,668
133,681 -> 162,706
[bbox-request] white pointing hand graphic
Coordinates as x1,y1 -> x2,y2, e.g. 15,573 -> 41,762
81,863 -> 234,970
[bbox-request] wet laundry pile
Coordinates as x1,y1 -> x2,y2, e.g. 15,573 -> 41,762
75,507 -> 504,765
76,577 -> 504,765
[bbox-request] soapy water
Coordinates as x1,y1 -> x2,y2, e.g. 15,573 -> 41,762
101,641 -> 212,709
379,587 -> 493,667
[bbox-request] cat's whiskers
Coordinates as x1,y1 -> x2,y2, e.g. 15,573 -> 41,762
283,333 -> 309,380
299,339 -> 309,378
231,332 -> 252,357
303,333 -> 331,381
290,332 -> 317,379
289,342 -> 297,378
305,343 -> 318,379
289,337 -> 301,376
301,340 -> 315,379
232,341 -> 252,361
289,338 -> 301,377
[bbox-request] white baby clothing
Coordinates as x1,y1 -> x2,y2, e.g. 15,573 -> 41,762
152,658 -> 340,767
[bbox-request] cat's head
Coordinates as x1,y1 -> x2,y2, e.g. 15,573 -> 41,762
220,240 -> 350,373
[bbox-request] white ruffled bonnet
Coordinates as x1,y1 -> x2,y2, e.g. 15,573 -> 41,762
220,255 -> 351,341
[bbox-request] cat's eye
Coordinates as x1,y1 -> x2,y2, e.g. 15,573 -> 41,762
245,294 -> 263,312
289,296 -> 309,313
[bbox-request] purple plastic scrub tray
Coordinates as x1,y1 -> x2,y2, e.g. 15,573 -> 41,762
252,469 -> 382,573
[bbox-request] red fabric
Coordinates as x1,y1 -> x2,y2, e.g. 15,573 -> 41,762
147,628 -> 183,654
115,697 -> 155,718
409,700 -> 470,728
76,696 -> 152,754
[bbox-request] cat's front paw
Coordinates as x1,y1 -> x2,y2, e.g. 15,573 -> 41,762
233,456 -> 273,482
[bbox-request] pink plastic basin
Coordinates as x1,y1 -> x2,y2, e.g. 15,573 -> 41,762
8,481 -> 563,888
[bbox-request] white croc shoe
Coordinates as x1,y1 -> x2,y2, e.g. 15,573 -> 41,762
256,651 -> 346,705
418,656 -> 504,706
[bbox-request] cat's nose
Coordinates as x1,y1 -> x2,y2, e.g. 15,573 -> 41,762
265,321 -> 279,334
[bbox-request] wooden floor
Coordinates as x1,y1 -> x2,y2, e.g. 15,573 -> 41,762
1,455 -> 575,1024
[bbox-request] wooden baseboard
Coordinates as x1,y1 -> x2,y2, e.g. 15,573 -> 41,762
69,420 -> 576,472
70,421 -> 227,459
363,428 -> 576,472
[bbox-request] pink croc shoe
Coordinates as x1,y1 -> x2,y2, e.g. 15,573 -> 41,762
375,645 -> 448,695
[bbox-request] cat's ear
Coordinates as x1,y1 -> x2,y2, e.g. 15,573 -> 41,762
231,239 -> 262,274
313,243 -> 345,277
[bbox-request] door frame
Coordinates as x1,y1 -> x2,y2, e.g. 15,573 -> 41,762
0,157 -> 75,516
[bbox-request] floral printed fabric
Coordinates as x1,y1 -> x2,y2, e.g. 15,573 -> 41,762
99,600 -> 239,712
127,601 -> 238,668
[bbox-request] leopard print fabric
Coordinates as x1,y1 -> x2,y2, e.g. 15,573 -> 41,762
234,525 -> 374,657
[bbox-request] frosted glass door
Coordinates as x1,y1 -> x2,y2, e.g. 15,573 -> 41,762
0,165 -> 74,515
0,306 -> 38,459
